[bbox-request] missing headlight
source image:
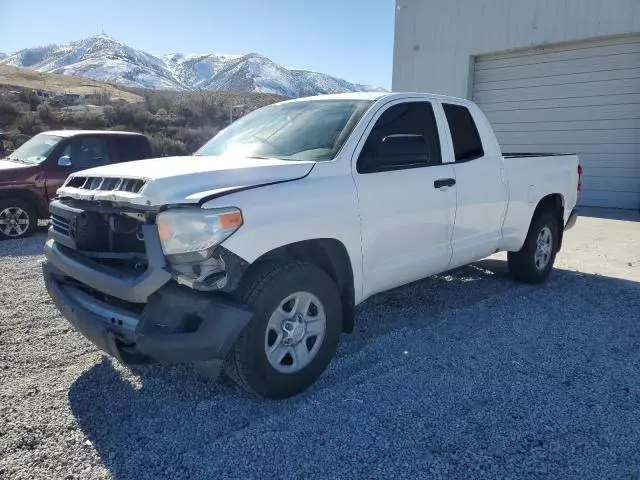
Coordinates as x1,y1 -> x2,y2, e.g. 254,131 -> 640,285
169,247 -> 249,293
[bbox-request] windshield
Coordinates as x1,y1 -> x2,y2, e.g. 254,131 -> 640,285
8,134 -> 63,165
195,99 -> 373,161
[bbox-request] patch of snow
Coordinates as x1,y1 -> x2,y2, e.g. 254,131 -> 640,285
1,36 -> 384,97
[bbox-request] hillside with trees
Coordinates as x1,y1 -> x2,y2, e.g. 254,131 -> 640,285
0,66 -> 287,156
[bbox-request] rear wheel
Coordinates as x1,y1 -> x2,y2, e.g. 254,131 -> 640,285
508,212 -> 559,284
0,199 -> 37,240
224,261 -> 342,399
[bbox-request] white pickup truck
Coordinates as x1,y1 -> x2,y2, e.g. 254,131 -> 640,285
43,92 -> 580,398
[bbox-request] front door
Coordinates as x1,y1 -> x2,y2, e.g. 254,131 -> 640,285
45,136 -> 114,201
352,100 -> 456,299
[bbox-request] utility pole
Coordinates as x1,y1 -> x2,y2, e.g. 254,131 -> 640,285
229,104 -> 245,124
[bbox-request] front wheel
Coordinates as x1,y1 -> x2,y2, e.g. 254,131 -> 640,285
224,261 -> 342,399
508,212 -> 559,284
0,199 -> 37,240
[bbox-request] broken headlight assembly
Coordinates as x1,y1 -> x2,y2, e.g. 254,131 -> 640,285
156,207 -> 243,264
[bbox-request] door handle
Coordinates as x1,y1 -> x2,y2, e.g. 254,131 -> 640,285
434,178 -> 456,189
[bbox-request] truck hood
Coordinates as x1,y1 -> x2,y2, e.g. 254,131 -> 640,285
0,159 -> 31,171
0,159 -> 38,185
56,155 -> 315,207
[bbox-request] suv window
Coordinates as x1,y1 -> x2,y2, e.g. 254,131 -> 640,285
62,137 -> 111,170
114,135 -> 152,162
442,104 -> 484,162
357,101 -> 441,173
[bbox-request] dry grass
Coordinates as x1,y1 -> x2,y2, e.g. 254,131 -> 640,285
0,65 -> 143,103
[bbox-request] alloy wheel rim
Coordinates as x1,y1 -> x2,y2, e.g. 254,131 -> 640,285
264,291 -> 327,373
0,207 -> 29,237
534,226 -> 553,270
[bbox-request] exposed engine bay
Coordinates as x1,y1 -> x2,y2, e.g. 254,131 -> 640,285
50,199 -> 246,293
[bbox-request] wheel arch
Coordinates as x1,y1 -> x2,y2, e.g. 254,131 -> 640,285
0,189 -> 44,217
246,238 -> 356,333
532,193 -> 565,251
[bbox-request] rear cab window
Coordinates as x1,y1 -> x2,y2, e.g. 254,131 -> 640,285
113,135 -> 152,162
357,101 -> 442,173
442,103 -> 484,162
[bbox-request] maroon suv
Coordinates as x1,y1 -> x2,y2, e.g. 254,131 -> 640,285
0,130 -> 152,239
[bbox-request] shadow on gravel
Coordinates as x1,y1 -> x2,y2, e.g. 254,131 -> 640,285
68,261 -> 640,479
0,230 -> 47,257
337,259 -> 518,357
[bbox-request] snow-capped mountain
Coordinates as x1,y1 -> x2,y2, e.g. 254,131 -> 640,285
2,36 -> 184,90
196,53 -> 382,97
1,35 -> 383,97
0,53 -> 7,61
161,52 -> 243,90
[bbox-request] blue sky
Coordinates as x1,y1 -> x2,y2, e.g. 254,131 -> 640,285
0,0 -> 395,89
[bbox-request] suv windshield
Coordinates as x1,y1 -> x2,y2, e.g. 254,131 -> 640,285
195,99 -> 373,162
8,134 -> 63,165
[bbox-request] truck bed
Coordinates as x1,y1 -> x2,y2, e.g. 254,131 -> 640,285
499,152 -> 580,252
503,152 -> 575,159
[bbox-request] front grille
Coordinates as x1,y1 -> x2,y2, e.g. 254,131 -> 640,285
51,214 -> 71,236
66,176 -> 146,193
50,201 -> 147,265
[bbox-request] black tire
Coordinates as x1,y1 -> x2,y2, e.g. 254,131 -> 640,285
224,260 -> 342,399
0,198 -> 37,240
508,212 -> 559,284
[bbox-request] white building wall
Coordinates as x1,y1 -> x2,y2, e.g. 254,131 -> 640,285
393,0 -> 640,97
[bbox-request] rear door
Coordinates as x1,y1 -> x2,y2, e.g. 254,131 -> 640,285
440,102 -> 508,269
113,135 -> 153,163
352,99 -> 456,298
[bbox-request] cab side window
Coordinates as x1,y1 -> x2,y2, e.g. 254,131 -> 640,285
442,103 -> 484,162
66,137 -> 111,170
357,102 -> 442,173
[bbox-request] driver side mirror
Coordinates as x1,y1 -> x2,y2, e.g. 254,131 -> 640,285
57,155 -> 72,167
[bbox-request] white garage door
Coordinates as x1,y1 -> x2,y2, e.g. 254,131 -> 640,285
473,36 -> 640,209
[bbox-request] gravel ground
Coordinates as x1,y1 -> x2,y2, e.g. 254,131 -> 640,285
1,216 -> 639,480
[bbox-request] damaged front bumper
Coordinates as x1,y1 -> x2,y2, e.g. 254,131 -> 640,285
43,220 -> 252,364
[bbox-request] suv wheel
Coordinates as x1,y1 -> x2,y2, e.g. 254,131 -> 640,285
0,199 -> 37,240
224,260 -> 342,399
